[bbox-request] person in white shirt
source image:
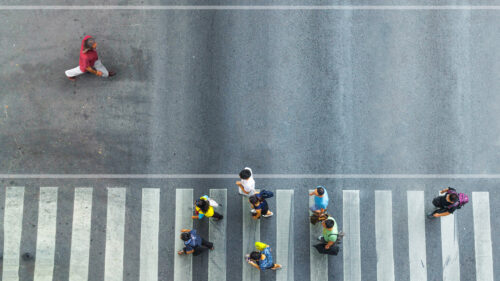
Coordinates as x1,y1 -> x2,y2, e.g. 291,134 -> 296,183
236,167 -> 256,196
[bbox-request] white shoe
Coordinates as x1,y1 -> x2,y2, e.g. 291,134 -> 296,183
262,211 -> 273,217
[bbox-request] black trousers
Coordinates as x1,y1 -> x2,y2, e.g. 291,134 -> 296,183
212,212 -> 223,219
193,238 -> 214,256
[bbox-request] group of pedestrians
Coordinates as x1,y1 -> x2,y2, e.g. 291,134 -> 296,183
176,166 -> 470,272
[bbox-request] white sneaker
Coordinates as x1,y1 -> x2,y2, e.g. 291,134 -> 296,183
262,211 -> 273,217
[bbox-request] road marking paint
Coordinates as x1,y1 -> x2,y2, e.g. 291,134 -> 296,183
3,174 -> 500,179
104,188 -> 127,281
140,188 -> 160,281
440,195 -> 460,281
343,190 -> 361,281
208,189 -> 227,281
407,191 -> 427,281
2,187 -> 25,281
472,192 -> 494,281
174,189 -> 193,281
69,188 -> 93,281
34,187 -> 58,281
1,5 -> 500,10
309,190 -> 327,281
276,190 -> 294,281
242,190 -> 260,281
375,190 -> 395,281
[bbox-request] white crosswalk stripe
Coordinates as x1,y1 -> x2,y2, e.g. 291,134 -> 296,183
440,195 -> 460,281
208,189 -> 227,281
34,187 -> 58,281
375,190 -> 395,281
140,188 -> 160,281
343,190 -> 361,281
174,189 -> 193,281
472,192 -> 494,281
3,187 -> 25,281
104,188 -> 127,281
242,190 -> 260,281
309,190 -> 328,281
69,188 -> 93,281
407,191 -> 427,281
276,190 -> 294,281
2,186 -> 498,281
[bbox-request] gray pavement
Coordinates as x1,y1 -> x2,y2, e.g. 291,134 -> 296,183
1,3 -> 500,281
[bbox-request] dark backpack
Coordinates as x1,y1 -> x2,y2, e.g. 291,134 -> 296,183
259,190 -> 274,199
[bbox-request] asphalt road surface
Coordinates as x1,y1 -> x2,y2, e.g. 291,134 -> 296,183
1,2 -> 500,281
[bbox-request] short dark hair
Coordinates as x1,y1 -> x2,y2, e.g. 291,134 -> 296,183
324,219 -> 335,228
449,193 -> 458,202
249,251 -> 261,261
181,232 -> 190,241
196,199 -> 209,212
316,186 -> 325,195
239,169 -> 252,179
249,195 -> 258,205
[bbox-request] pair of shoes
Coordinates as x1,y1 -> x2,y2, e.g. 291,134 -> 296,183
262,211 -> 273,218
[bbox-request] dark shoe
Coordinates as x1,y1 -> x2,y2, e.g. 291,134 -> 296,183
68,76 -> 76,81
109,71 -> 116,77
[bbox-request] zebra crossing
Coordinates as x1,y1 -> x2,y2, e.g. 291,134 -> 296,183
0,186 -> 497,281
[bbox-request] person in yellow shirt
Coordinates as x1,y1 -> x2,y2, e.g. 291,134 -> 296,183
192,195 -> 223,221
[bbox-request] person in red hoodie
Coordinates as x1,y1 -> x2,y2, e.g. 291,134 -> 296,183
65,35 -> 115,81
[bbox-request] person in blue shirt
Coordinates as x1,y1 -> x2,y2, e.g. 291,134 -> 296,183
246,243 -> 282,271
309,186 -> 329,213
177,229 -> 214,256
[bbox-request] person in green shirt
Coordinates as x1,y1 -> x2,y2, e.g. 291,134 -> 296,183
318,217 -> 338,250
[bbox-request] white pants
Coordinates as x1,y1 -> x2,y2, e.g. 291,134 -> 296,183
65,60 -> 109,78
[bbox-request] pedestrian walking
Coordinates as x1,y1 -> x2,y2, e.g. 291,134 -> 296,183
65,35 -> 116,81
177,228 -> 214,256
309,185 -> 329,213
236,167 -> 256,196
249,190 -> 274,219
428,187 -> 469,218
192,195 -> 223,221
313,216 -> 343,255
246,242 -> 282,271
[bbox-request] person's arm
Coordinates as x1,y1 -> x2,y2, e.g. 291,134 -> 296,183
309,191 -> 315,196
440,187 -> 450,194
85,66 -> 103,76
253,208 -> 262,220
237,182 -> 250,194
180,229 -> 191,233
325,240 -> 335,249
178,248 -> 195,255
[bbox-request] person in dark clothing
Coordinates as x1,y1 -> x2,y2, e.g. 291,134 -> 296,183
249,193 -> 273,219
428,187 -> 460,218
177,229 -> 214,256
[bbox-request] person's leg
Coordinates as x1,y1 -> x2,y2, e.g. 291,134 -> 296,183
262,204 -> 273,217
201,238 -> 214,249
212,212 -> 224,220
93,60 -> 109,77
271,264 -> 282,270
65,66 -> 85,79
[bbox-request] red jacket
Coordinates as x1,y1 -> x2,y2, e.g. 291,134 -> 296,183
79,35 -> 98,72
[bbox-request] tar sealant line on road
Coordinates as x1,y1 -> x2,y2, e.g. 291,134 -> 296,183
440,200 -> 460,281
375,191 -> 395,281
4,173 -> 500,179
309,190 -> 327,281
208,189 -> 227,281
472,192 -> 494,281
140,188 -> 160,281
104,188 -> 127,281
242,190 -> 259,281
174,189 -> 193,281
69,188 -> 93,281
276,190 -> 294,281
2,5 -> 500,10
33,187 -> 58,281
343,190 -> 361,281
406,191 -> 427,281
2,187 -> 24,281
